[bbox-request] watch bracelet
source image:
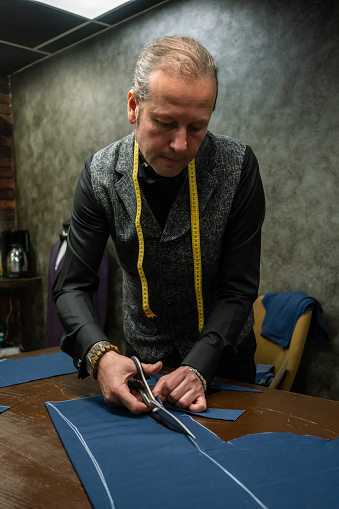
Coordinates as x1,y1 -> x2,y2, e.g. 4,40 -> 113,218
186,366 -> 207,392
89,341 -> 120,379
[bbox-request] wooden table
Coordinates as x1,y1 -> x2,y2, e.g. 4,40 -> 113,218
1,347 -> 339,508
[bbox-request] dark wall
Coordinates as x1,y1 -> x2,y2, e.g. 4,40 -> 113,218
10,0 -> 339,399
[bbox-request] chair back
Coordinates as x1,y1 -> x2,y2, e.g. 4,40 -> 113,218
253,296 -> 312,390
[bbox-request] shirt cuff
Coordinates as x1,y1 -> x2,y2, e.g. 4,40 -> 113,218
61,322 -> 110,378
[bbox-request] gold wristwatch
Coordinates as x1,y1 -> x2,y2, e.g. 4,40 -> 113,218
85,341 -> 119,379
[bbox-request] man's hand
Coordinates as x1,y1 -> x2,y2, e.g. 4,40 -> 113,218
152,366 -> 207,412
97,351 -> 162,413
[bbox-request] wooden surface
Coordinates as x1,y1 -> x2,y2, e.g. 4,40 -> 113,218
1,347 -> 339,509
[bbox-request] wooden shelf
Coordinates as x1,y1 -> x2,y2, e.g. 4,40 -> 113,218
0,276 -> 42,289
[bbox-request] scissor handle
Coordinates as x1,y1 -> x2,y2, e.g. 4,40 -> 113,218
128,379 -> 151,406
131,356 -> 155,405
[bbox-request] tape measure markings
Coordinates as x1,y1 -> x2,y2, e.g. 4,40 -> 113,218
133,140 -> 156,318
188,159 -> 204,333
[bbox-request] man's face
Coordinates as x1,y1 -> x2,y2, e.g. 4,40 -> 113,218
127,69 -> 216,177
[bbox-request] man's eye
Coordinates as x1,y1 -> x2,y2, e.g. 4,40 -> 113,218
156,120 -> 172,128
190,125 -> 204,132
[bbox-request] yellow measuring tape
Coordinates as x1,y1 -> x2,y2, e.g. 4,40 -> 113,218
133,140 -> 156,318
188,158 -> 204,334
133,140 -> 204,332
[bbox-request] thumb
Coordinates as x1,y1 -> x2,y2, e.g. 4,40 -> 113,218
142,361 -> 163,376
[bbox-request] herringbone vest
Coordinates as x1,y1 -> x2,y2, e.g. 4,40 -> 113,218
91,132 -> 253,362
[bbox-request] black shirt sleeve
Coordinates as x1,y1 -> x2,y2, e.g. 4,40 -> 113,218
181,146 -> 265,384
53,156 -> 111,375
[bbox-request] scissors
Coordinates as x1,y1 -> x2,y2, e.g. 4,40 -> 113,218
128,356 -> 195,439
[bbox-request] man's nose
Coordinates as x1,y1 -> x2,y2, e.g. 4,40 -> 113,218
169,128 -> 188,153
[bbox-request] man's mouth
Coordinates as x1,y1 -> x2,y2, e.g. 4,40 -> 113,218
162,155 -> 184,162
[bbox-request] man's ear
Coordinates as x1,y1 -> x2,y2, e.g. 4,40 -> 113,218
127,90 -> 138,125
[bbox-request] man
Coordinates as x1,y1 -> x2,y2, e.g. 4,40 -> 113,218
54,35 -> 265,415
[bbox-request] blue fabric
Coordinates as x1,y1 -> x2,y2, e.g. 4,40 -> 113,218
209,381 -> 261,392
255,364 -> 275,386
0,405 -> 10,413
0,352 -> 77,388
262,291 -> 329,348
148,374 -> 261,393
46,395 -> 339,509
164,402 -> 245,421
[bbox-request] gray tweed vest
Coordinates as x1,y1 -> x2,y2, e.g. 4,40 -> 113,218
90,131 -> 253,362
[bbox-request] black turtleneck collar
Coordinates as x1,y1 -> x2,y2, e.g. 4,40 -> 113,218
138,151 -> 187,184
137,152 -> 187,229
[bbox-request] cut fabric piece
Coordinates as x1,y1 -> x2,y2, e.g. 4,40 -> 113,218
164,402 -> 245,421
0,405 -> 10,413
148,374 -> 261,393
209,381 -> 261,393
46,395 -> 339,509
262,291 -> 329,348
0,352 -> 77,388
210,432 -> 339,509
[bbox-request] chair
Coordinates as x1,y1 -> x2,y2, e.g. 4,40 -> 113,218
253,295 -> 312,390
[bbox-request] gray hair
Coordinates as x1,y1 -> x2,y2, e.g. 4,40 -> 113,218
132,35 -> 219,109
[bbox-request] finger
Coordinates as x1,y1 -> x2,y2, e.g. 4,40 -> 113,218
118,384 -> 149,414
141,361 -> 163,376
187,394 -> 207,413
129,386 -> 144,403
157,372 -> 206,409
165,384 -> 199,408
156,390 -> 166,404
152,377 -> 171,402
163,379 -> 188,405
152,369 -> 186,398
154,369 -> 202,403
101,382 -> 148,413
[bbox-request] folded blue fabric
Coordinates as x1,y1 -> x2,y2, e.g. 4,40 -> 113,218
255,363 -> 275,386
0,405 -> 10,413
0,352 -> 77,388
261,291 -> 329,348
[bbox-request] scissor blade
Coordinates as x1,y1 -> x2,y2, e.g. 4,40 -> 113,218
152,401 -> 195,439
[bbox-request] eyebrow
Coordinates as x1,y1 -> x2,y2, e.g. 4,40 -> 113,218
151,112 -> 210,125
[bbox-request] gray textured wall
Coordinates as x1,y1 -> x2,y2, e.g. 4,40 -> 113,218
11,0 -> 338,399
